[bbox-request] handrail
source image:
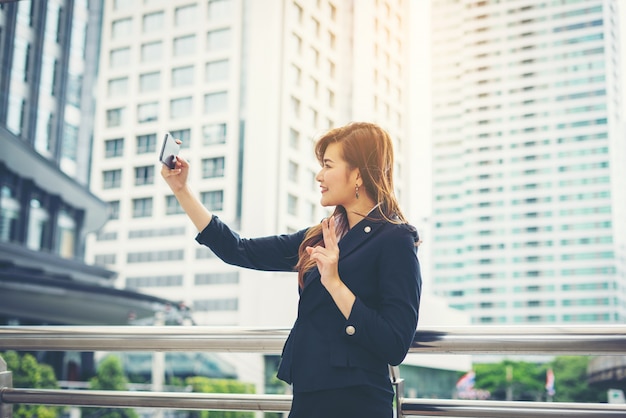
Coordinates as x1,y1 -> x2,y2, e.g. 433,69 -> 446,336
0,388 -> 624,417
0,325 -> 624,354
1,325 -> 625,417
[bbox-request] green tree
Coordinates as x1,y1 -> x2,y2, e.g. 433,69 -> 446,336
186,377 -> 255,418
82,355 -> 138,418
1,350 -> 60,418
549,356 -> 605,403
471,356 -> 606,402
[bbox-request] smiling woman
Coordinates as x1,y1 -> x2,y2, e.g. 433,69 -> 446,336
161,122 -> 422,418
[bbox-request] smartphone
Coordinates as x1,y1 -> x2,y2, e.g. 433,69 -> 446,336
159,132 -> 180,169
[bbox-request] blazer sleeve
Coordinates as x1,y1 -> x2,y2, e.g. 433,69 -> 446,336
345,224 -> 422,366
195,215 -> 308,272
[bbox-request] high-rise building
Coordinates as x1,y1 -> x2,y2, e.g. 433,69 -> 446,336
429,0 -> 626,325
87,0 -> 411,326
86,0 -> 413,389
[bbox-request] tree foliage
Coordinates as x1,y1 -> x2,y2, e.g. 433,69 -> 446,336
82,355 -> 139,418
1,350 -> 60,418
470,356 -> 606,402
186,377 -> 255,418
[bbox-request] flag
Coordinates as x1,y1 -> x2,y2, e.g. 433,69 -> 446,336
545,368 -> 555,396
456,370 -> 475,391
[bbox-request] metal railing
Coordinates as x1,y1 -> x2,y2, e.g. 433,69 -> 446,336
1,325 -> 625,417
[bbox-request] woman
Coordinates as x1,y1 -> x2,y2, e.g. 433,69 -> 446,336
161,122 -> 422,418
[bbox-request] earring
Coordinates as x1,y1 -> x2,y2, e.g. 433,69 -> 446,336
355,184 -> 360,199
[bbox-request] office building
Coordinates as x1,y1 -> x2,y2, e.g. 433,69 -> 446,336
87,0 -> 414,391
429,0 -> 626,324
87,0 -> 411,328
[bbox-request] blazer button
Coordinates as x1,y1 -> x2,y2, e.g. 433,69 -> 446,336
364,226 -> 371,233
345,325 -> 356,336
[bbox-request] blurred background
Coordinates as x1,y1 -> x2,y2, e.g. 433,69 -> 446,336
0,0 -> 625,415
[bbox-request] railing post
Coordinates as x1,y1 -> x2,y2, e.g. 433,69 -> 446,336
390,365 -> 404,418
0,355 -> 13,418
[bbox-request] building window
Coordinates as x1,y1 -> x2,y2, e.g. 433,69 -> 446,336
108,200 -> 120,220
287,194 -> 298,216
141,41 -> 162,62
208,0 -> 232,20
202,157 -> 225,178
105,138 -> 125,159
139,72 -> 160,92
106,107 -> 124,127
136,133 -> 156,154
203,123 -> 227,145
195,272 -> 239,285
173,35 -> 195,56
170,129 -> 191,148
142,11 -> 163,33
110,47 -> 130,68
193,298 -> 238,312
111,17 -> 132,39
175,4 -> 197,26
205,59 -> 229,82
172,65 -> 194,87
26,196 -> 49,251
137,102 -> 158,123
289,128 -> 300,149
108,77 -> 128,97
0,179 -> 20,243
204,91 -> 227,113
207,28 -> 230,51
165,195 -> 184,215
290,96 -> 300,118
132,197 -> 153,218
56,208 -> 76,259
103,170 -> 122,189
288,161 -> 299,183
170,97 -> 192,119
201,190 -> 223,211
134,165 -> 155,186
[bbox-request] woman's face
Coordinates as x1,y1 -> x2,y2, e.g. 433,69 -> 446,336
316,142 -> 359,208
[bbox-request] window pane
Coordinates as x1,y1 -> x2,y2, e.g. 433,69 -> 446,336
136,133 -> 156,154
202,157 -> 225,178
143,11 -> 163,33
132,197 -> 153,218
105,138 -> 124,158
141,41 -> 162,62
174,35 -> 195,56
172,65 -> 194,87
108,77 -> 128,97
206,28 -> 230,51
200,190 -> 223,211
110,47 -> 130,68
103,169 -> 122,189
204,91 -> 227,113
139,72 -> 160,92
111,18 -> 132,39
170,97 -> 192,119
206,59 -> 229,82
134,165 -> 155,186
106,107 -> 124,127
208,0 -> 232,20
202,123 -> 227,145
175,4 -> 197,26
137,102 -> 159,123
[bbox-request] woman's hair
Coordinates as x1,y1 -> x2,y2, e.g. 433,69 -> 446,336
295,122 -> 407,287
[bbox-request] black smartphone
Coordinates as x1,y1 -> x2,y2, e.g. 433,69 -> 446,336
159,132 -> 180,169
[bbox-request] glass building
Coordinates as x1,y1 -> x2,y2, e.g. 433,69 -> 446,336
429,0 -> 626,324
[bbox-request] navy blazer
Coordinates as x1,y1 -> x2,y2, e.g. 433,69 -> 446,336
196,213 -> 422,393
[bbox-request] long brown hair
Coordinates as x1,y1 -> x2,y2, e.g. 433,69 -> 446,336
295,122 -> 407,287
